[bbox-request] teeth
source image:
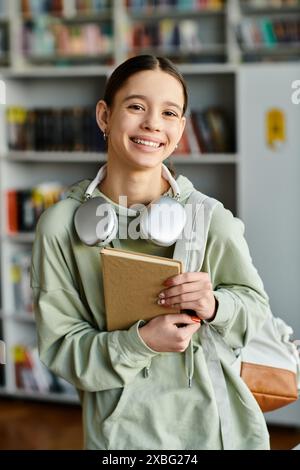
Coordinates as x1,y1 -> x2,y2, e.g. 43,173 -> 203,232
132,138 -> 161,148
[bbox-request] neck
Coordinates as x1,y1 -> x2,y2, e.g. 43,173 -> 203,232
99,160 -> 170,207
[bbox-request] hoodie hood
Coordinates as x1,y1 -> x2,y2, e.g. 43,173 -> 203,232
67,179 -> 93,203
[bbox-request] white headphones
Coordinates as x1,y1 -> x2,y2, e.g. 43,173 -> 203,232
74,163 -> 186,247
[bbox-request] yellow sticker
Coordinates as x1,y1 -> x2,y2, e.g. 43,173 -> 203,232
266,108 -> 285,150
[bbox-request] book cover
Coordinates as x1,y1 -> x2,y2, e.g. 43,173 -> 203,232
101,247 -> 182,331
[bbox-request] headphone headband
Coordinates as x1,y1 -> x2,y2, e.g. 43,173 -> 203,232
85,163 -> 180,201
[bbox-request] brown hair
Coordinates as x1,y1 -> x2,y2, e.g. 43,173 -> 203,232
103,55 -> 188,116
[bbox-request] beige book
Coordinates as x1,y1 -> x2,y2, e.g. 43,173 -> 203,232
101,247 -> 182,331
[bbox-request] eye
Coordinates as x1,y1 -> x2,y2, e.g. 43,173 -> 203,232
163,110 -> 178,118
128,104 -> 144,111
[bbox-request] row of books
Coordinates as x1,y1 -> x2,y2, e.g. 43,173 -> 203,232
241,0 -> 300,8
12,344 -> 76,395
174,109 -> 233,154
21,0 -> 110,17
10,251 -> 33,315
237,18 -> 300,48
126,0 -> 225,12
128,19 -> 222,52
6,106 -> 233,154
190,109 -> 233,153
0,23 -> 8,58
21,0 -> 64,16
6,107 -> 106,152
23,18 -> 113,59
7,183 -> 65,233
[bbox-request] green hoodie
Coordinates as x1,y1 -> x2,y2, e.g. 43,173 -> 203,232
31,174 -> 270,450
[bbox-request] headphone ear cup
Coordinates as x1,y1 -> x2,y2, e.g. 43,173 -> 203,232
140,196 -> 186,247
74,197 -> 118,246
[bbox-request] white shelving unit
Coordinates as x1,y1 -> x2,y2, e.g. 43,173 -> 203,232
0,0 -> 299,426
238,63 -> 300,426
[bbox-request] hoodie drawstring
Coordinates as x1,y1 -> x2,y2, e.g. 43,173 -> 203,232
142,342 -> 194,387
185,338 -> 194,388
143,362 -> 151,378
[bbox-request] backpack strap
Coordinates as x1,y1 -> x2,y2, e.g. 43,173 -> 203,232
173,190 -> 220,271
174,190 -> 234,449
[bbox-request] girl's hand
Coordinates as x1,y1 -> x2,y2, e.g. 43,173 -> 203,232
157,272 -> 217,322
139,313 -> 201,353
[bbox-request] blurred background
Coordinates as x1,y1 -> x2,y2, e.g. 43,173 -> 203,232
0,0 -> 299,450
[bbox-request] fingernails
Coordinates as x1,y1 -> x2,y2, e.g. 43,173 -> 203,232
157,298 -> 165,305
191,317 -> 201,323
158,292 -> 165,299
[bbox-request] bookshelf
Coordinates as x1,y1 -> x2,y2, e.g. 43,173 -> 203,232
0,0 -> 237,406
124,1 -> 227,63
237,0 -> 300,62
0,1 -> 299,428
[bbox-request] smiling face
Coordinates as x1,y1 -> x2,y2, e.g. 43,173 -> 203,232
97,69 -> 186,171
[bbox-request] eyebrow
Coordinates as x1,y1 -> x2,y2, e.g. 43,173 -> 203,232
122,94 -> 183,113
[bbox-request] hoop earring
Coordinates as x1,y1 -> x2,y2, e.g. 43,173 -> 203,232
175,144 -> 179,149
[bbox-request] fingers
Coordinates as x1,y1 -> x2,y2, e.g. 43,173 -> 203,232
159,279 -> 212,302
163,272 -> 210,287
166,313 -> 200,325
159,281 -> 206,299
159,290 -> 207,307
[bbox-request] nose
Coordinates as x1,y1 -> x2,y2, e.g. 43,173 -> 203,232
141,111 -> 162,132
